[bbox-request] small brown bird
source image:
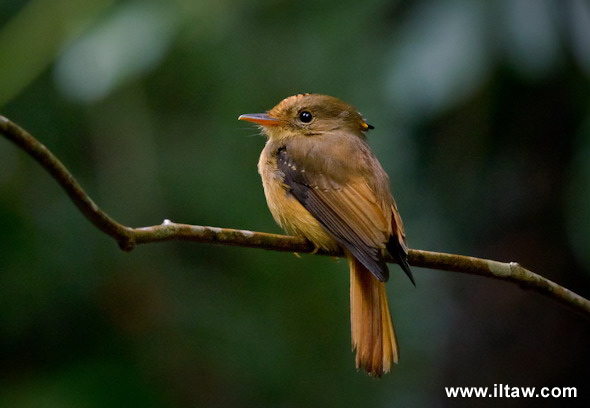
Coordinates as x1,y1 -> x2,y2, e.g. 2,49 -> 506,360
239,93 -> 413,376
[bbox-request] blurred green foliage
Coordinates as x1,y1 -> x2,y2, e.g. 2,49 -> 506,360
1,0 -> 590,406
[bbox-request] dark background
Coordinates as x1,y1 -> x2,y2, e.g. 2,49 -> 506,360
1,0 -> 589,406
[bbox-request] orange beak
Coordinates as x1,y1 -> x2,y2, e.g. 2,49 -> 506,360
238,113 -> 281,126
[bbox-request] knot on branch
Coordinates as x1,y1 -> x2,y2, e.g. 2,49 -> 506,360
117,230 -> 137,252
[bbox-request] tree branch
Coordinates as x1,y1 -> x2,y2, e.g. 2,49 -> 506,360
2,115 -> 589,318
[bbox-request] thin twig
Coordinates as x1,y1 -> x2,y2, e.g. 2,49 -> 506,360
1,114 -> 589,318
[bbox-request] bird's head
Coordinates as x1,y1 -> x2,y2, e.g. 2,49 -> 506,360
239,93 -> 373,141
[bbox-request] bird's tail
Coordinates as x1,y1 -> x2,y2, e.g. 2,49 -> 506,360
348,254 -> 398,377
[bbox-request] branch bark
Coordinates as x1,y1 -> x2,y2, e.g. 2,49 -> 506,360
1,114 -> 589,318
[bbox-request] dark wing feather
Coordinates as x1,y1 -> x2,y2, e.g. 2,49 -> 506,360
386,237 -> 414,286
387,199 -> 415,286
277,146 -> 390,281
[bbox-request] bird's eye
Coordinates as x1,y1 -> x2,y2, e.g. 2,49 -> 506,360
299,111 -> 313,123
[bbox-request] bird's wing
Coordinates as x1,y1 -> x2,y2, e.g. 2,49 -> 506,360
277,142 -> 395,282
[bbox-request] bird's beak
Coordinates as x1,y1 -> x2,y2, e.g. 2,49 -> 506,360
238,113 -> 281,126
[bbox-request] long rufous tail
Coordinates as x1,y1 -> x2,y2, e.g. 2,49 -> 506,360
348,254 -> 398,377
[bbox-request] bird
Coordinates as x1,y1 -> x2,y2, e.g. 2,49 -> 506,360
238,93 -> 414,377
